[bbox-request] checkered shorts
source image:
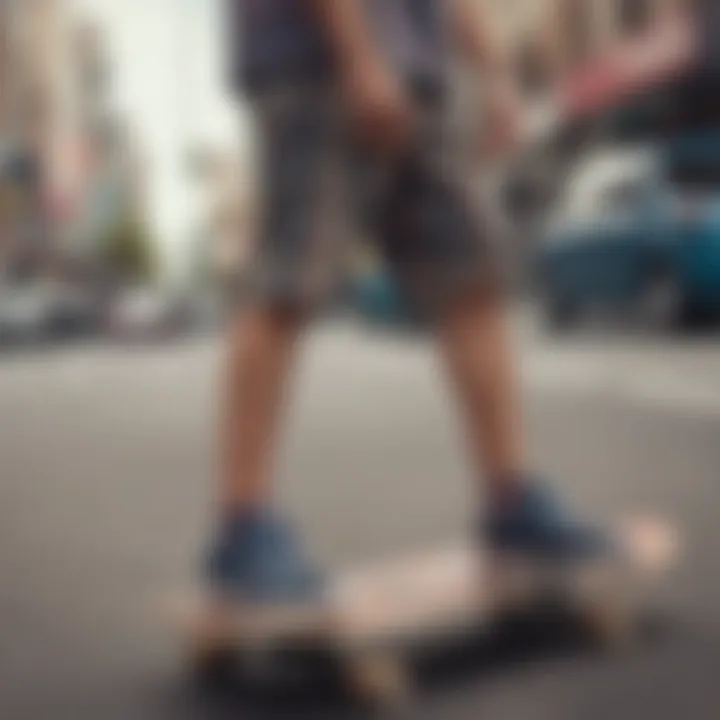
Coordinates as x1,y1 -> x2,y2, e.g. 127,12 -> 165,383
244,82 -> 504,314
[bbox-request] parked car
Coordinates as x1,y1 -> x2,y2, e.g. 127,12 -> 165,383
45,285 -> 100,340
536,140 -> 720,329
107,287 -> 192,342
0,283 -> 53,346
0,281 -> 101,348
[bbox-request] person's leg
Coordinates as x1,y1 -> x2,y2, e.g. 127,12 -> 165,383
438,284 -> 524,505
383,92 -> 612,561
431,270 -> 611,560
379,92 -> 523,497
435,272 -> 610,559
219,304 -> 302,516
208,301 -> 325,603
207,86 -> 340,600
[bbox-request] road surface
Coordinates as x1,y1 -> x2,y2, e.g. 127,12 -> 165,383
1,319 -> 719,719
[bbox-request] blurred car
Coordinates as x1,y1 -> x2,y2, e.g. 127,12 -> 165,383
107,287 -> 192,342
45,285 -> 100,340
0,282 -> 101,348
0,283 -> 53,346
537,141 -> 720,329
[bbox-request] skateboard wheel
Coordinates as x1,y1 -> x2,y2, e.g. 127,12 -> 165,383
346,653 -> 410,706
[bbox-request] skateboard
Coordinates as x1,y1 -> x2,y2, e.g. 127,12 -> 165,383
166,515 -> 679,705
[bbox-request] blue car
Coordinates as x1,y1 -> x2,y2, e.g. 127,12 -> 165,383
537,139 -> 720,329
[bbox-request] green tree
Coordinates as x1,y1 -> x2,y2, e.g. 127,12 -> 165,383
101,214 -> 158,284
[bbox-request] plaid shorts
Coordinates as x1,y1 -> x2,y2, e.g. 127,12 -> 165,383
245,82 -> 503,314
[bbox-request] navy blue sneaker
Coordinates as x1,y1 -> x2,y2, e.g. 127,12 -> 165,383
482,482 -> 613,563
205,510 -> 325,606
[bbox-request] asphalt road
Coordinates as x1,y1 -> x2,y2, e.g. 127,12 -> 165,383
1,319 -> 720,719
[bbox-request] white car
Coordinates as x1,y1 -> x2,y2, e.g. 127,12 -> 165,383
0,284 -> 53,345
108,288 -> 187,341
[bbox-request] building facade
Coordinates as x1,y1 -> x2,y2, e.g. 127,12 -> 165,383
0,0 -> 148,289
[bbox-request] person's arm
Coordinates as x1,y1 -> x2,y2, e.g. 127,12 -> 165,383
311,0 -> 379,74
450,0 -> 521,158
311,0 -> 412,153
451,0 -> 514,79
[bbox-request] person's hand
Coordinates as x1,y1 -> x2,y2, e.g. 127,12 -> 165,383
343,57 -> 415,155
480,79 -> 522,161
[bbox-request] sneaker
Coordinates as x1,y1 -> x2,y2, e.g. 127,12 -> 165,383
482,482 -> 613,563
205,510 -> 325,606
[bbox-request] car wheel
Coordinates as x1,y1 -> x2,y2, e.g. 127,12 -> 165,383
634,267 -> 686,332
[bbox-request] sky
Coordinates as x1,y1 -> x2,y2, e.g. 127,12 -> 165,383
71,0 -> 248,273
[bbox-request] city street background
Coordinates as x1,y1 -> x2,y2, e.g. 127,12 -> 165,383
3,0 -> 720,718
1,316 -> 719,719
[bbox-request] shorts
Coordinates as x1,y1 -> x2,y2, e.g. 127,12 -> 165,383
244,81 -> 504,315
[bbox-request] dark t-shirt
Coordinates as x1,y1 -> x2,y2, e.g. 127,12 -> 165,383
228,0 -> 446,92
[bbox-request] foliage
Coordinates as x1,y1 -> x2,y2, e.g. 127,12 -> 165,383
101,214 -> 157,284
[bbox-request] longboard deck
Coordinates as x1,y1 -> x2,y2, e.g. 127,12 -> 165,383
166,515 -> 679,702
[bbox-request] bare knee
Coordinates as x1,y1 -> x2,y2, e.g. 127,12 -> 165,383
440,281 -> 508,333
228,301 -> 307,363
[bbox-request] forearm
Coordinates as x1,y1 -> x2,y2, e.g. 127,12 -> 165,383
452,0 -> 522,159
451,0 -> 514,80
311,0 -> 381,72
311,0 -> 411,154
